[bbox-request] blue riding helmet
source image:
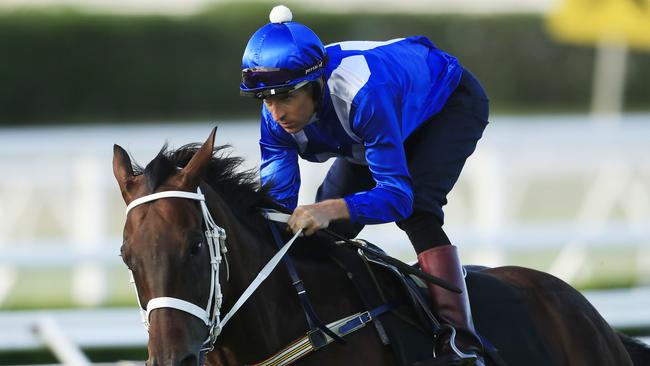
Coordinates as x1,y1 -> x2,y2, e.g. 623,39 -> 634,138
240,9 -> 327,99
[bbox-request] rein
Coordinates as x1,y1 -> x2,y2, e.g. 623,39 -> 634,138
124,187 -> 302,352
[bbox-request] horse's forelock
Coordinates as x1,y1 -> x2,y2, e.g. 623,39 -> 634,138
144,144 -> 176,192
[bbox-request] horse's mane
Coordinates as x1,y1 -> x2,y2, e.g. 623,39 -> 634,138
132,143 -> 337,256
132,143 -> 282,223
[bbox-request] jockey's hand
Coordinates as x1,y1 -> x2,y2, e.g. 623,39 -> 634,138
288,199 -> 350,236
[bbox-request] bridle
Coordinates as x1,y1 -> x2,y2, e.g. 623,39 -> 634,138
125,187 -> 228,352
124,186 -> 303,354
123,185 -> 411,366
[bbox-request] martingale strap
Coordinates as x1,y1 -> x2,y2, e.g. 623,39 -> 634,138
265,218 -> 345,346
250,302 -> 399,366
257,209 -> 407,365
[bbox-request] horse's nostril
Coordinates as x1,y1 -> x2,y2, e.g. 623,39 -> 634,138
179,353 -> 199,366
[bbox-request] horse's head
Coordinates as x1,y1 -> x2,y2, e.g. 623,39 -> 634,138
113,128 -> 221,366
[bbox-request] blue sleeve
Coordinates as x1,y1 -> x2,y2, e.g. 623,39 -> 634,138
259,111 -> 301,210
342,86 -> 414,224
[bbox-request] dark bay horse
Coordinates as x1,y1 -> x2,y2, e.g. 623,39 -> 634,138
113,128 -> 649,366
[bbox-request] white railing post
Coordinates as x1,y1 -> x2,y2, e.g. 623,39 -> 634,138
71,156 -> 108,307
549,157 -> 630,282
468,151 -> 507,266
0,176 -> 31,305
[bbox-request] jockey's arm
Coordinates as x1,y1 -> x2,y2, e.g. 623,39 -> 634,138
340,86 -> 414,224
289,87 -> 413,236
260,113 -> 301,210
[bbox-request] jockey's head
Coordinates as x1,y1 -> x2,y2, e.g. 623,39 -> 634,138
240,5 -> 327,100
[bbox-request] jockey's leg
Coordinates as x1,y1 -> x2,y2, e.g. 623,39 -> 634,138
398,69 -> 488,365
399,212 -> 485,366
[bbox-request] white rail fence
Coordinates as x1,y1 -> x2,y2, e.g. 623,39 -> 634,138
0,116 -> 649,363
0,115 -> 649,308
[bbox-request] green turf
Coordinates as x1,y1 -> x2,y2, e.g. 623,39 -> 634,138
0,347 -> 147,365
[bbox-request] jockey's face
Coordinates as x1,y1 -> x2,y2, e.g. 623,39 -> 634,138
264,85 -> 315,134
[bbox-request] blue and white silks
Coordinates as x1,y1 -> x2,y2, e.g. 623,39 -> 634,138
260,36 -> 463,225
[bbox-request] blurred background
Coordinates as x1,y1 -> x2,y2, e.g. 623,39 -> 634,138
0,0 -> 649,364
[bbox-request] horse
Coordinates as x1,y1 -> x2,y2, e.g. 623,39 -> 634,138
113,127 -> 650,366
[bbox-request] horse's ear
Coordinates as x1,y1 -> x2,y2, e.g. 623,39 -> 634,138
113,144 -> 135,202
181,126 -> 217,187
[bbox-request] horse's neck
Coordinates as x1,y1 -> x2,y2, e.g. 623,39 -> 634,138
205,191 -> 302,363
205,194 -> 384,365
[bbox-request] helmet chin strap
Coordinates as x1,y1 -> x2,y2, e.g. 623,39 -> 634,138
311,77 -> 325,112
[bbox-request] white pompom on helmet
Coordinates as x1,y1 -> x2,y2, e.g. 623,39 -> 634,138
240,5 -> 327,99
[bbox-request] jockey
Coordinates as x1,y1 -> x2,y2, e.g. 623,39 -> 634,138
241,6 -> 489,366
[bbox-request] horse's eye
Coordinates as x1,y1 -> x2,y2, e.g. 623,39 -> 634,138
120,243 -> 134,270
119,245 -> 127,262
190,241 -> 203,256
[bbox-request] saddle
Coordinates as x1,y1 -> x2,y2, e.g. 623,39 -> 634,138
325,240 -> 439,365
321,238 -> 508,366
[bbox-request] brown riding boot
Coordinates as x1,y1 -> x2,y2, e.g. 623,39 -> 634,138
417,245 -> 485,366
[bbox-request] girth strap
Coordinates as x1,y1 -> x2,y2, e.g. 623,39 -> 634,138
266,219 -> 345,345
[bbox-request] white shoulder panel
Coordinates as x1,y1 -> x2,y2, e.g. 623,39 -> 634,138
327,55 -> 372,143
327,38 -> 404,51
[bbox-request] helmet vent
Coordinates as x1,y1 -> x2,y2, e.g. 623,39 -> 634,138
269,5 -> 293,23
